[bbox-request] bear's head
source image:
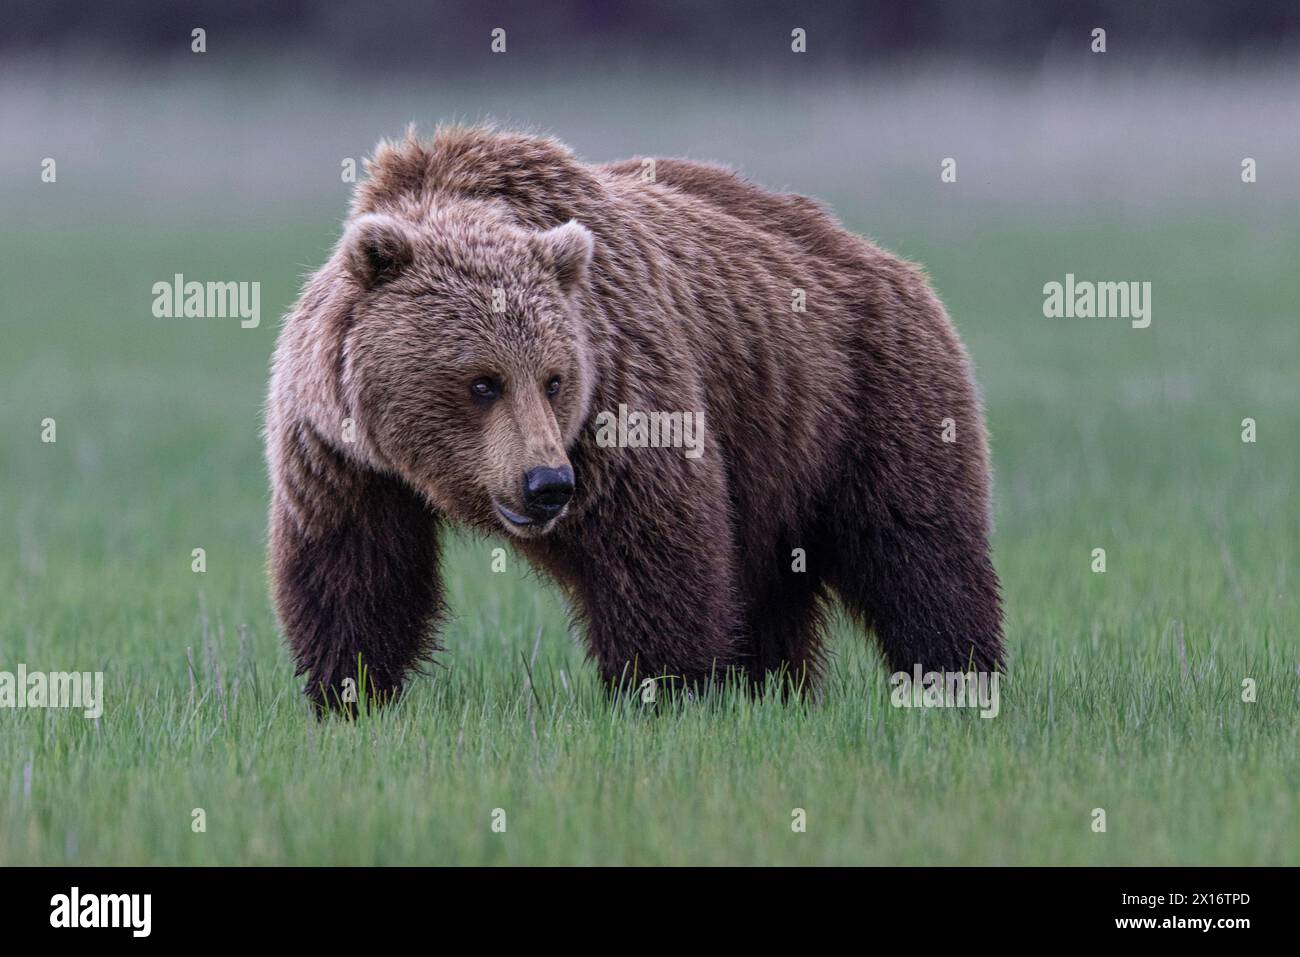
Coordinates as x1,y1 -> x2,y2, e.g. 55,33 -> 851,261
330,203 -> 597,539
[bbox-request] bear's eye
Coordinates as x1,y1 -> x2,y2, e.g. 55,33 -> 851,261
546,375 -> 562,398
470,377 -> 500,401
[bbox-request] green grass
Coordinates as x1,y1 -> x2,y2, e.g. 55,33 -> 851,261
1,212 -> 1296,865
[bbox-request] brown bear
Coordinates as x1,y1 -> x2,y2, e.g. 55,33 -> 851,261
265,125 -> 1003,710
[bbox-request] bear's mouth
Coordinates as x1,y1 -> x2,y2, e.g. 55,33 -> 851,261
492,498 -> 568,536
494,501 -> 535,527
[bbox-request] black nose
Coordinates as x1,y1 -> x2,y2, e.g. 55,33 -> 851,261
522,465 -> 574,519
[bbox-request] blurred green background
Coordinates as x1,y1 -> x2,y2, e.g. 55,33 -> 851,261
1,4 -> 1296,864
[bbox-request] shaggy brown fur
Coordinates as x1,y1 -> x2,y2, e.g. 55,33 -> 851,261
266,126 -> 1003,710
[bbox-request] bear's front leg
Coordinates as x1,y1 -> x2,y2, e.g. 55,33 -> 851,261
567,452 -> 744,693
268,419 -> 446,714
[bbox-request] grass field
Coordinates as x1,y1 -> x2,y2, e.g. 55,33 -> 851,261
2,212 -> 1294,866
2,64 -> 1297,863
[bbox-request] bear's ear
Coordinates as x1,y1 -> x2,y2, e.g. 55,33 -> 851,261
534,220 -> 594,295
343,213 -> 416,288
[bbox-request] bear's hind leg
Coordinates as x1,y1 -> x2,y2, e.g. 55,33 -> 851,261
740,564 -> 832,695
826,493 -> 1004,676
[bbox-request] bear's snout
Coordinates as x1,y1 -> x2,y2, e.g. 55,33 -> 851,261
522,465 -> 574,521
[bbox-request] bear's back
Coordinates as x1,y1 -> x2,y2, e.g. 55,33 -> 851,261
599,157 -> 865,266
